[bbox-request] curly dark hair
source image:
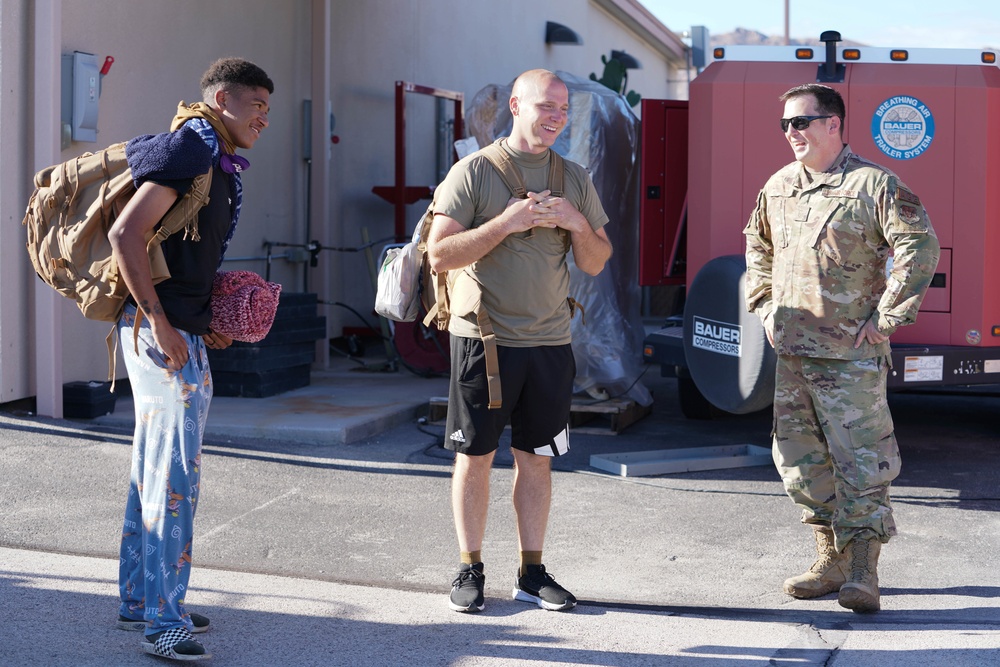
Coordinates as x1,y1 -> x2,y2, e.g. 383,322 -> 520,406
200,58 -> 274,98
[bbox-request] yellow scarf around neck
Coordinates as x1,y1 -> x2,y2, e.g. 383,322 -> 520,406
171,101 -> 237,154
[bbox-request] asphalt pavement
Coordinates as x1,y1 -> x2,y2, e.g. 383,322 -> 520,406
1,352 -> 999,666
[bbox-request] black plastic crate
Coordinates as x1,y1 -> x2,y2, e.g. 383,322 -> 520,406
63,381 -> 117,419
211,365 -> 312,398
206,292 -> 326,397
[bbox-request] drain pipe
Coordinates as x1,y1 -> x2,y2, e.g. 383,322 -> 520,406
310,0 -> 332,367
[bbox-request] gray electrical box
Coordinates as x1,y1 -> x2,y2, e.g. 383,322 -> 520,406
61,51 -> 102,145
690,25 -> 710,69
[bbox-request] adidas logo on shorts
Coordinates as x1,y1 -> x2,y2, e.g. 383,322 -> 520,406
450,429 -> 466,443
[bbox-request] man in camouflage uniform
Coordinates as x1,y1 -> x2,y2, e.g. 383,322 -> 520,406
744,83 -> 939,613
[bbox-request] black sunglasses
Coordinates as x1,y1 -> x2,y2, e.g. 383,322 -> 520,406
780,115 -> 833,132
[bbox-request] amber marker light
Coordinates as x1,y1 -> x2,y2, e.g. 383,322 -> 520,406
714,47 -> 725,59
983,52 -> 997,64
890,50 -> 909,61
991,325 -> 1000,337
843,49 -> 861,60
795,48 -> 814,59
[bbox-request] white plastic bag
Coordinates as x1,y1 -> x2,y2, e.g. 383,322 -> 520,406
374,240 -> 421,322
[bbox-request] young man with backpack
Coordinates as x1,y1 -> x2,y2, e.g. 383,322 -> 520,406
427,69 -> 613,613
108,57 -> 272,661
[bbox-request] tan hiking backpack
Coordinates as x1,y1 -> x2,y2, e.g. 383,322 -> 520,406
24,141 -> 213,323
24,141 -> 213,382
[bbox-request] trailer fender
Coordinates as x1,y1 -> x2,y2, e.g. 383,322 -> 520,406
682,255 -> 776,414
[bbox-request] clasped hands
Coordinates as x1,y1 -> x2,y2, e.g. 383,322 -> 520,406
507,189 -> 584,234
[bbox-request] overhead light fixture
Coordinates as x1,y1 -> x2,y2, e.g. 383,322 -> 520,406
545,21 -> 582,45
611,50 -> 641,69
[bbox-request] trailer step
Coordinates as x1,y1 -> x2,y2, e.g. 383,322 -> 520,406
590,444 -> 772,477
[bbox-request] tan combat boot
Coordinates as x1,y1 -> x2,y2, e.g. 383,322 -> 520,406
783,526 -> 848,598
838,535 -> 882,613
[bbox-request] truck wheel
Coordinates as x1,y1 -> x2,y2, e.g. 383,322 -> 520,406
682,255 -> 776,414
677,370 -> 724,420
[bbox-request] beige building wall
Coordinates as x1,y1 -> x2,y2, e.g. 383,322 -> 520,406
0,0 -> 686,409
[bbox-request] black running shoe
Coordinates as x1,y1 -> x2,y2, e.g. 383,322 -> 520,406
449,562 -> 486,612
512,564 -> 577,611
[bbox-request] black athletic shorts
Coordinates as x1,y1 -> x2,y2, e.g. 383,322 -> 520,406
444,335 -> 575,457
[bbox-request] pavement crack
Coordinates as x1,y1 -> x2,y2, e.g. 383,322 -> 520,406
200,487 -> 300,540
766,622 -> 844,666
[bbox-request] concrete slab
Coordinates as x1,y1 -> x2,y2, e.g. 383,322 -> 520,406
93,359 -> 449,445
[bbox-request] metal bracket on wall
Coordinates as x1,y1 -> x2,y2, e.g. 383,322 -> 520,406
371,81 -> 465,242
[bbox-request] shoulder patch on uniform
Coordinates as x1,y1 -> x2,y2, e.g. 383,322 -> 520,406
899,205 -> 922,225
896,186 -> 921,206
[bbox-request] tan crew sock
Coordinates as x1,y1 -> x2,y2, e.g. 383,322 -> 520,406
461,550 -> 482,565
519,550 -> 543,576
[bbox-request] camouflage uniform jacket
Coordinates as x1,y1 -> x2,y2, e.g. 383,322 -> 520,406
744,145 -> 940,360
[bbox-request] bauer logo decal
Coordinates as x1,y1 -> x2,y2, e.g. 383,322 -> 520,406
691,316 -> 742,358
871,95 -> 935,160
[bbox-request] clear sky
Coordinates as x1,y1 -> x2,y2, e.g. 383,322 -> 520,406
642,0 -> 1000,50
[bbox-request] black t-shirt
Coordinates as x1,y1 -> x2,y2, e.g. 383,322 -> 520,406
156,165 -> 236,334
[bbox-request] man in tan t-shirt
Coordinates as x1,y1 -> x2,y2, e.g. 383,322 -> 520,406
427,69 -> 612,613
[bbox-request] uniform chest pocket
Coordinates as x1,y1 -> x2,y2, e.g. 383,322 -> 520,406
767,194 -> 795,248
809,208 -> 844,265
809,195 -> 871,267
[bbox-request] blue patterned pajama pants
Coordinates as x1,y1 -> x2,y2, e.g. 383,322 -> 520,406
116,304 -> 212,636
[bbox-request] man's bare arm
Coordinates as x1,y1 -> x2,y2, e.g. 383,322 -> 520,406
108,181 -> 190,369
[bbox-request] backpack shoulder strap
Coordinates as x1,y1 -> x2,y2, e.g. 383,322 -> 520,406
474,304 -> 502,409
480,139 -> 565,198
479,140 -> 527,199
547,150 -> 565,198
415,203 -> 436,253
151,168 -> 214,245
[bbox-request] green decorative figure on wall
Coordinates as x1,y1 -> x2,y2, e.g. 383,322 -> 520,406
590,54 -> 641,107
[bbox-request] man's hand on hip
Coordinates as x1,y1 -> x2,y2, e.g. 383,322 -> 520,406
854,317 -> 889,348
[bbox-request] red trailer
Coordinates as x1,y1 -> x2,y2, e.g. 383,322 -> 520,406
641,32 -> 1000,417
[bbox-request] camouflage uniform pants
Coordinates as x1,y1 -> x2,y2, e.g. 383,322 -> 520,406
772,354 -> 901,551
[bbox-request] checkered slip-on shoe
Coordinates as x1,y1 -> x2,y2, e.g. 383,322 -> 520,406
140,627 -> 211,661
